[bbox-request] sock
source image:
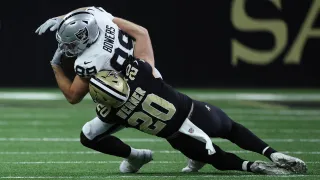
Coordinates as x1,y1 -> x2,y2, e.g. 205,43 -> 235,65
128,147 -> 140,159
263,146 -> 277,161
242,161 -> 254,172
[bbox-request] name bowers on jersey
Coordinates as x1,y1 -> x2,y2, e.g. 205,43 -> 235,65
103,25 -> 115,53
116,87 -> 146,119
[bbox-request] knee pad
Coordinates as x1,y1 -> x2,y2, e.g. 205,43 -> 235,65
82,117 -> 122,140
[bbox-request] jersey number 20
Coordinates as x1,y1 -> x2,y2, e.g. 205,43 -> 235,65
128,94 -> 176,135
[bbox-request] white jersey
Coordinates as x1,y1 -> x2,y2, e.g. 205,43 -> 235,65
74,7 -> 134,78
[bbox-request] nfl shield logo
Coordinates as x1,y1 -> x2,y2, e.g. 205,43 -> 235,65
188,128 -> 194,134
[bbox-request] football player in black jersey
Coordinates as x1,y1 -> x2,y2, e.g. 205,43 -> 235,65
85,57 -> 307,175
80,18 -> 307,175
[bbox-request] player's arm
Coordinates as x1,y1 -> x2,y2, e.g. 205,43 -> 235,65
51,65 -> 89,104
57,7 -> 113,19
36,6 -> 113,35
113,18 -> 155,69
55,7 -> 89,19
35,7 -> 89,34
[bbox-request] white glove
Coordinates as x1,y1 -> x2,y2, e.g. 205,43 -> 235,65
51,48 -> 63,66
35,17 -> 63,35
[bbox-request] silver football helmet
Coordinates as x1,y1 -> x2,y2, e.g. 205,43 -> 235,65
56,10 -> 100,57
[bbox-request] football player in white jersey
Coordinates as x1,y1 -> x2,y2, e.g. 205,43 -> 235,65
35,6 -> 162,173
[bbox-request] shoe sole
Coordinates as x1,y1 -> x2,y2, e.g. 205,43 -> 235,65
252,162 -> 292,175
276,159 -> 307,174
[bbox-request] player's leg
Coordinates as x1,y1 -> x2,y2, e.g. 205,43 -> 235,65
215,106 -> 306,173
80,116 -> 153,173
191,100 -> 306,173
168,133 -> 292,175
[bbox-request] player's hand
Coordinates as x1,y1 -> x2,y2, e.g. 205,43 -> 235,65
51,48 -> 63,66
35,17 -> 63,35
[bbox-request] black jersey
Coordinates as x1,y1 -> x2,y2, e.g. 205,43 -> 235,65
96,58 -> 193,138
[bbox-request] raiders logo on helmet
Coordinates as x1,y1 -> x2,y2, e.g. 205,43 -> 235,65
75,27 -> 89,41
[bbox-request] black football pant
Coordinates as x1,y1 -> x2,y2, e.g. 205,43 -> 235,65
168,133 -> 247,171
190,100 -> 272,156
166,100 -> 275,171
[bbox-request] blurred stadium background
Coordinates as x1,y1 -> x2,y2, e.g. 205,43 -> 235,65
0,0 -> 319,179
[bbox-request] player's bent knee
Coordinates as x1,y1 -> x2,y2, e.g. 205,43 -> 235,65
81,117 -> 111,140
82,121 -> 95,140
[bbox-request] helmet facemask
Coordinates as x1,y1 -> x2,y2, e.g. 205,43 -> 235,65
56,29 -> 89,57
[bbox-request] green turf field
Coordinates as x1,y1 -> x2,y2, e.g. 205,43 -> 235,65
0,89 -> 319,180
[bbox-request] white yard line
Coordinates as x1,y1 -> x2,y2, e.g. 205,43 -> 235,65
1,115 -> 320,121
2,108 -> 320,115
1,117 -> 320,122
224,109 -> 320,115
231,116 -> 320,121
155,150 -> 320,155
0,121 -> 67,126
1,92 -> 320,101
188,93 -> 320,101
0,92 -> 62,100
0,175 -> 319,179
2,161 -> 181,164
250,129 -> 320,133
0,138 -> 319,143
0,114 -> 70,119
1,161 -> 319,164
1,115 -> 320,125
0,116 -> 316,124
0,128 -> 318,134
0,151 -> 319,155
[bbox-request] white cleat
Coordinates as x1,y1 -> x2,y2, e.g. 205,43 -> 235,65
119,149 -> 153,173
270,152 -> 307,174
250,161 -> 293,175
181,159 -> 205,172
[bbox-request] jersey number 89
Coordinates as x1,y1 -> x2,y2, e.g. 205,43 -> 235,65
75,65 -> 97,78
